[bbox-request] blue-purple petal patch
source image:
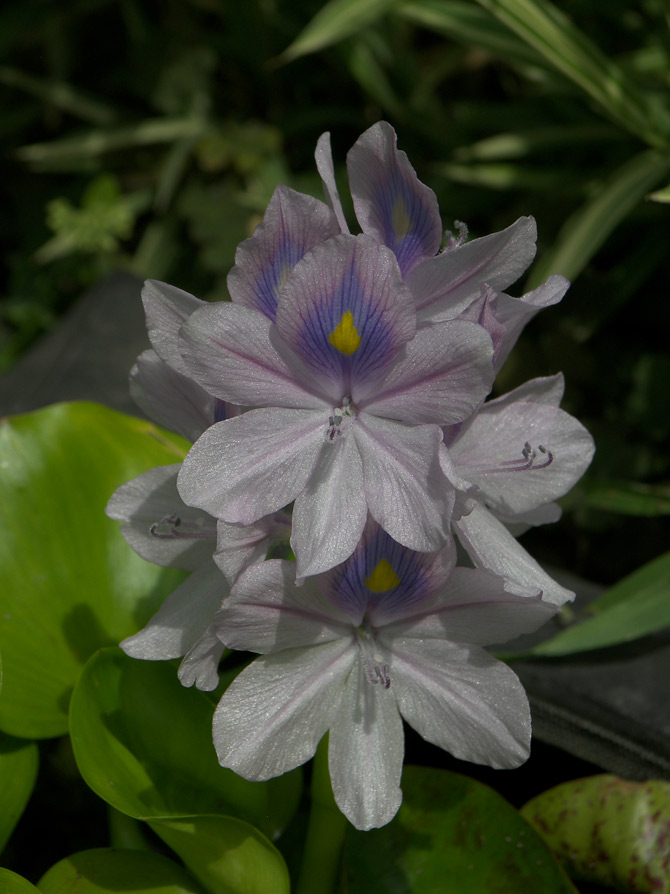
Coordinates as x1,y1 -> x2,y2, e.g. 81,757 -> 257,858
275,234 -> 416,396
227,185 -> 340,322
322,521 -> 436,621
347,122 -> 442,277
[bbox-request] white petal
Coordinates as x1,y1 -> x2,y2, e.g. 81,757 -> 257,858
329,661 -> 404,830
130,349 -> 220,442
493,274 -> 568,372
178,408 -> 325,524
213,640 -> 355,780
484,373 -> 565,409
216,560 -> 351,653
380,567 -> 556,645
355,416 -> 452,551
358,320 -> 494,424
180,302 -> 332,408
409,217 -> 537,321
178,624 -> 225,691
315,132 -> 350,235
121,560 -> 228,660
227,184 -> 340,320
142,280 -> 205,373
106,464 -> 216,571
391,638 -> 531,768
455,503 -> 575,605
214,512 -> 292,584
292,433 -> 367,579
450,399 -> 595,515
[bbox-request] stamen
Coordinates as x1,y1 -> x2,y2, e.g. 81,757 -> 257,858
326,396 -> 357,441
354,624 -> 391,690
445,219 -> 469,250
369,663 -> 391,689
465,441 -> 554,475
150,512 -> 216,540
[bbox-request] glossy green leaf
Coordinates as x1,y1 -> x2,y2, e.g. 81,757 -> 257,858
0,734 -> 39,852
522,775 -> 670,892
69,648 -> 301,840
149,815 -> 290,894
37,848 -> 205,894
472,0 -> 664,146
583,480 -> 670,516
280,0 -> 399,63
527,149 -> 670,287
343,766 -> 578,892
0,868 -> 41,894
525,551 -> 670,657
0,402 -> 188,739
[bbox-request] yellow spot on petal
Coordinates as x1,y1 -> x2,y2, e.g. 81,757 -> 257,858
392,196 -> 412,238
365,559 -> 401,593
329,310 -> 361,355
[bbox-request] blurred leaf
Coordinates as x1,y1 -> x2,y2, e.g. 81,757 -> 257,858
439,161 -> 561,190
648,182 -> 670,203
344,766 -> 578,892
0,402 -> 188,738
36,175 -> 150,263
522,775 -> 670,892
0,735 -> 39,852
527,149 -> 670,286
345,35 -> 404,118
453,124 -> 622,162
280,0 -> 400,62
0,66 -> 116,125
472,0 -> 667,147
525,551 -> 670,656
150,815 -> 290,894
38,848 -> 205,894
396,0 -> 547,70
582,480 -> 670,516
15,118 -> 208,171
0,869 -> 41,894
70,648 -> 301,841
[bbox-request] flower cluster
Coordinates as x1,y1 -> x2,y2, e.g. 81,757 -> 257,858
107,121 -> 594,830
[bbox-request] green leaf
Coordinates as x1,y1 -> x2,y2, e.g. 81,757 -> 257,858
0,734 -> 39,852
0,868 -> 41,894
344,766 -> 578,892
396,0 -> 546,70
0,402 -> 188,739
280,0 -> 400,63
69,648 -> 301,840
522,775 -> 670,892
149,815 -> 290,894
525,551 -> 670,657
471,0 -> 666,147
38,848 -> 205,894
527,150 -> 670,286
582,480 -> 670,517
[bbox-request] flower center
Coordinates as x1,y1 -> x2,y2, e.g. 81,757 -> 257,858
326,395 -> 357,441
354,622 -> 391,690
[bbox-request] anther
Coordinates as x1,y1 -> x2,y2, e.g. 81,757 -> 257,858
150,512 -> 215,540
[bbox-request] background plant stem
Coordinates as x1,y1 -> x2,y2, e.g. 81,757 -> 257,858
296,735 -> 348,894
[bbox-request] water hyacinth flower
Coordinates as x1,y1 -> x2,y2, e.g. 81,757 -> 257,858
316,121 -> 562,326
177,232 -> 495,578
107,281 -> 291,689
212,521 -> 557,830
445,374 -> 596,605
107,464 -> 291,690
